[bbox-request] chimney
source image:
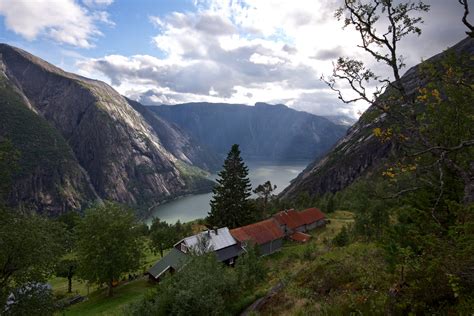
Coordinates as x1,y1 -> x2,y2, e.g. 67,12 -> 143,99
213,226 -> 218,235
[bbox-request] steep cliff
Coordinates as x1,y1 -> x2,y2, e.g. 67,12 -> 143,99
126,98 -> 221,172
281,37 -> 474,199
149,102 -> 347,162
0,43 -> 214,215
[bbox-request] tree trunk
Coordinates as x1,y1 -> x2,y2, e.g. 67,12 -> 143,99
67,275 -> 72,293
107,279 -> 113,297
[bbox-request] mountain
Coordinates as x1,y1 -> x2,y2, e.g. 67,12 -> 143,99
0,43 -> 215,216
148,102 -> 348,162
281,37 -> 474,200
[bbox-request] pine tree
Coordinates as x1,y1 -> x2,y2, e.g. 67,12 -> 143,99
208,144 -> 253,228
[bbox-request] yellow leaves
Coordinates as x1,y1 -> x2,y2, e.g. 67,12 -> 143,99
382,163 -> 417,180
382,169 -> 396,178
373,127 -> 382,137
417,87 -> 441,105
373,127 -> 392,142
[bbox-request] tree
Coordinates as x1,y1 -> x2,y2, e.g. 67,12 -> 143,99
333,225 -> 350,247
0,208 -> 64,309
149,219 -> 174,257
55,258 -> 77,294
76,201 -> 144,297
235,245 -> 266,290
253,180 -> 277,218
208,144 -> 253,228
126,254 -> 237,316
326,0 -> 474,206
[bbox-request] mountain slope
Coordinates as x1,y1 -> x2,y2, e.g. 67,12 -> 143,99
0,43 -> 214,215
126,98 -> 221,172
149,102 -> 347,161
0,68 -> 99,215
281,37 -> 474,199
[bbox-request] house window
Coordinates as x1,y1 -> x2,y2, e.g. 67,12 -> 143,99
229,258 -> 234,265
180,243 -> 187,253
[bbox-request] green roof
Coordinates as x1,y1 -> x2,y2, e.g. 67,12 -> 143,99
147,248 -> 189,279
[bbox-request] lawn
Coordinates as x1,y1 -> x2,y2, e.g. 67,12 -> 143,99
52,242 -> 162,315
63,278 -> 153,316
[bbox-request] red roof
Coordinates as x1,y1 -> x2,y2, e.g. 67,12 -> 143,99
230,218 -> 284,245
299,208 -> 326,224
273,209 -> 305,229
290,232 -> 311,243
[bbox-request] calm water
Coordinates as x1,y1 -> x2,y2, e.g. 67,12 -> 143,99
146,161 -> 309,224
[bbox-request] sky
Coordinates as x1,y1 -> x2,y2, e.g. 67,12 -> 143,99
0,0 -> 469,118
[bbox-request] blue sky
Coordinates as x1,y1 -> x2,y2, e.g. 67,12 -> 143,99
0,0 -> 468,117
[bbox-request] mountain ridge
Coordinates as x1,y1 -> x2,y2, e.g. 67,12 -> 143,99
148,101 -> 348,162
0,43 -> 215,215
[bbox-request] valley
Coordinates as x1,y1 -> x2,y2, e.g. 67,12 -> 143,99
0,1 -> 473,315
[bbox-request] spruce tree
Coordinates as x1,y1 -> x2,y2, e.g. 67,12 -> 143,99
208,144 -> 253,228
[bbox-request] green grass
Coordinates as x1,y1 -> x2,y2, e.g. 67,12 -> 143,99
62,279 -> 153,316
52,242 -> 162,314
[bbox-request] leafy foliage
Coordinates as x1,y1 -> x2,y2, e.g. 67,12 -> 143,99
76,201 -> 145,296
0,207 -> 64,310
253,180 -> 277,218
149,219 -> 192,257
127,254 -> 236,315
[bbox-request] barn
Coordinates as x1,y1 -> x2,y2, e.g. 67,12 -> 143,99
230,218 -> 285,256
299,207 -> 327,231
273,208 -> 327,236
273,209 -> 306,234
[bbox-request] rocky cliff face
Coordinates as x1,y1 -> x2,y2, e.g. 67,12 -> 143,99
150,102 -> 347,162
281,37 -> 474,200
0,44 -> 214,215
127,98 -> 221,172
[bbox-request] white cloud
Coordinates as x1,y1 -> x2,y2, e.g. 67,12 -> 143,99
0,0 -> 113,48
77,0 -> 467,118
82,0 -> 113,7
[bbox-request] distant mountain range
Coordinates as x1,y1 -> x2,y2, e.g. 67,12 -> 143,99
0,44 -> 349,216
281,37 -> 474,200
149,102 -> 348,162
0,43 -> 217,216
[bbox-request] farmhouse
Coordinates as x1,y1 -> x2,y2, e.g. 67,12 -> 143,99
146,227 -> 242,281
174,227 -> 243,265
230,218 -> 285,256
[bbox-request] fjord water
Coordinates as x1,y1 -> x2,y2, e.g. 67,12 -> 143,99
147,161 -> 309,224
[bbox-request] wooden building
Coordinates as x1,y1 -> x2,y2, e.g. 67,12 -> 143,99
230,218 -> 285,256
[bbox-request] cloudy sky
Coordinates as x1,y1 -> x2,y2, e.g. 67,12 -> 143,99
0,0 -> 468,118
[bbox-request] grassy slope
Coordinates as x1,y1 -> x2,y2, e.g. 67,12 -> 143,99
53,212 -> 352,315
